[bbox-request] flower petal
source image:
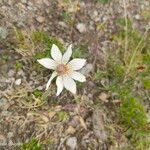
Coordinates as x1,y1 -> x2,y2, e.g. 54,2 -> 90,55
63,76 -> 76,94
56,76 -> 64,96
46,72 -> 57,90
37,58 -> 56,69
62,44 -> 72,64
70,71 -> 86,82
68,58 -> 86,70
51,44 -> 62,62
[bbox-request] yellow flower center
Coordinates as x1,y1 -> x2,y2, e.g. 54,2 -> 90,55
56,64 -> 69,75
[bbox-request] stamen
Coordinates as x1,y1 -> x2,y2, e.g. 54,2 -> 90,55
56,64 -> 68,75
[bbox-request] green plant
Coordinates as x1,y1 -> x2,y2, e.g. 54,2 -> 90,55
32,31 -> 64,59
72,44 -> 88,58
61,11 -> 71,23
57,111 -> 69,121
97,0 -> 111,4
119,97 -> 147,129
95,16 -> 150,149
20,138 -> 42,150
0,54 -> 8,61
33,89 -> 42,98
13,62 -> 23,70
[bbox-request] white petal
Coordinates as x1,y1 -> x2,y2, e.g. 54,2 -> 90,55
46,72 -> 57,90
63,76 -> 76,94
51,44 -> 62,62
37,58 -> 56,69
62,44 -> 72,64
56,76 -> 64,96
70,71 -> 86,82
68,58 -> 86,70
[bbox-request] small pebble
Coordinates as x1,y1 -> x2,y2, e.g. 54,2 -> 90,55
17,70 -> 25,76
1,111 -> 12,116
80,63 -> 93,76
66,126 -> 76,134
66,137 -> 77,150
76,23 -> 86,33
36,16 -> 45,23
99,92 -> 108,102
21,0 -> 27,4
7,132 -> 13,138
0,27 -> 8,39
8,69 -> 15,77
37,85 -> 44,90
0,98 -> 7,107
15,79 -> 22,85
135,14 -> 140,20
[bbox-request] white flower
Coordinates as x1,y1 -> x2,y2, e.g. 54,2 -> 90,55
37,44 -> 86,96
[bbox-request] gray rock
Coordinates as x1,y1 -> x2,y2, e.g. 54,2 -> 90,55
1,110 -> 12,116
8,69 -> 15,77
66,137 -> 77,150
15,78 -> 22,85
36,16 -> 45,23
31,71 -> 37,76
21,0 -> 27,4
7,132 -> 14,138
80,63 -> 93,76
43,0 -> 50,6
92,109 -> 107,142
0,27 -> 8,39
17,70 -> 25,76
76,23 -> 86,33
37,85 -> 44,90
0,98 -> 7,107
135,14 -> 140,20
58,21 -> 68,28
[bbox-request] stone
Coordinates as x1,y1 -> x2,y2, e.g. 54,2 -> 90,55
15,78 -> 22,85
58,21 -> 68,28
66,126 -> 76,134
17,70 -> 25,76
21,0 -> 27,4
8,69 -> 15,77
66,137 -> 77,150
1,111 -> 12,116
7,132 -> 13,138
76,23 -> 86,33
92,109 -> 107,142
0,27 -> 8,39
99,92 -> 108,102
135,14 -> 140,20
37,85 -> 44,90
43,0 -> 50,6
36,16 -> 45,23
0,98 -> 7,107
80,63 -> 93,76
